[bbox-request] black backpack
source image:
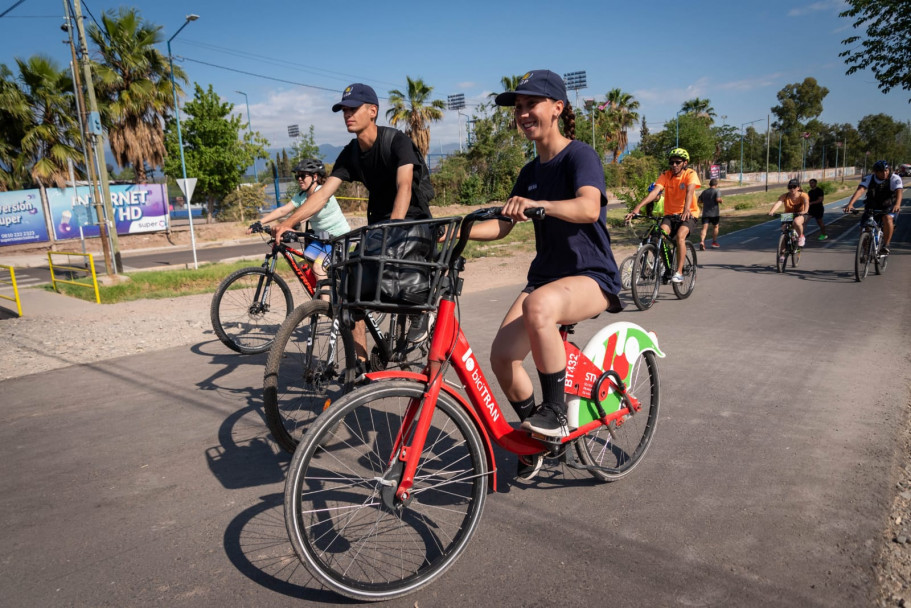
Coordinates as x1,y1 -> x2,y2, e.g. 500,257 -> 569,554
368,127 -> 435,208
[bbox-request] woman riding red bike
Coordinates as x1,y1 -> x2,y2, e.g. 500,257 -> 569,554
463,70 -> 622,441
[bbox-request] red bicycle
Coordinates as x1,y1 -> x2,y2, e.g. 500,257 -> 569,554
283,207 -> 664,601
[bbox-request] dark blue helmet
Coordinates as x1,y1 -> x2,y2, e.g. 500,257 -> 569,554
872,160 -> 890,172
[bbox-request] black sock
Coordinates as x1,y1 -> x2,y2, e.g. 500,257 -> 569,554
509,396 -> 536,421
537,368 -> 566,410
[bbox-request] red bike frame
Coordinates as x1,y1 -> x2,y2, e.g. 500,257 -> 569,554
363,296 -> 642,501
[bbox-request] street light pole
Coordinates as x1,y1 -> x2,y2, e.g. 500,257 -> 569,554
235,90 -> 259,183
739,118 -> 762,186
167,13 -> 199,269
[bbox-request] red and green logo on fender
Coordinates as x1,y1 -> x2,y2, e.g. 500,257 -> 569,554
565,322 -> 665,427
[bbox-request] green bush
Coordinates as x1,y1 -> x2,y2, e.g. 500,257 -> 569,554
817,181 -> 839,195
458,174 -> 484,205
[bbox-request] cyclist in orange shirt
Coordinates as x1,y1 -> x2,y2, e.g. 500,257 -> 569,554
768,178 -> 809,246
625,148 -> 701,282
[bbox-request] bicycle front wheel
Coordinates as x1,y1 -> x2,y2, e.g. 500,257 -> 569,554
576,351 -> 661,481
284,380 -> 488,601
263,300 -> 355,453
855,231 -> 872,282
618,254 -> 635,290
671,242 -> 697,299
630,244 -> 660,311
210,267 -> 295,354
776,234 -> 788,274
875,242 -> 887,275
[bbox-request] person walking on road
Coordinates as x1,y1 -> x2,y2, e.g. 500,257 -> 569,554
768,179 -> 809,246
698,178 -> 723,250
806,178 -> 828,241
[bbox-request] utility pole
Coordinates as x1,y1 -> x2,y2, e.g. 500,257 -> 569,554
63,0 -> 114,276
73,0 -> 122,272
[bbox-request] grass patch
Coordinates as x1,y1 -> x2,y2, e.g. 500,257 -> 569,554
44,257 -> 295,304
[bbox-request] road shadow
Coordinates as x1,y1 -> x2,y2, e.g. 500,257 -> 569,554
698,262 -> 857,283
192,339 -> 291,490
222,492 -> 356,603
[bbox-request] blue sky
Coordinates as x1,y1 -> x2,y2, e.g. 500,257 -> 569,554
2,0 -> 909,157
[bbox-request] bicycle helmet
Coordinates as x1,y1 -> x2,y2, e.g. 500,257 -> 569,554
668,148 -> 690,162
872,160 -> 890,171
293,158 -> 326,177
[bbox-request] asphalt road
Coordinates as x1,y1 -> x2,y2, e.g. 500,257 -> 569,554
0,196 -> 908,606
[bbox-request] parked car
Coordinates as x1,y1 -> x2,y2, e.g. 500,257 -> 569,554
898,164 -> 911,177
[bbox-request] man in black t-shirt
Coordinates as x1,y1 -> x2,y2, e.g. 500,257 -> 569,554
697,178 -> 723,250
273,83 -> 431,239
806,179 -> 827,241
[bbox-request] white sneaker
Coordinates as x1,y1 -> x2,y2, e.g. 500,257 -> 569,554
797,236 -> 806,247
671,273 -> 684,283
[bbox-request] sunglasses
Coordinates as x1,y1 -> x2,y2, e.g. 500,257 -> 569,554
295,173 -> 311,179
788,186 -> 798,190
669,159 -> 685,165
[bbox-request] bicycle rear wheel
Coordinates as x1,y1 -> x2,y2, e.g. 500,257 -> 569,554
855,232 -> 872,282
775,234 -> 788,274
630,244 -> 660,310
575,351 -> 660,481
791,243 -> 801,269
263,300 -> 355,453
671,242 -> 697,299
210,267 -> 295,354
284,380 -> 488,601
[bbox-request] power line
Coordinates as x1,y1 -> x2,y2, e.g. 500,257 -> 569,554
176,55 -> 352,96
178,38 -> 401,90
0,0 -> 27,19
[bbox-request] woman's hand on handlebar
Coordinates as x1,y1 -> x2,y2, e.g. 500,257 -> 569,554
500,196 -> 543,222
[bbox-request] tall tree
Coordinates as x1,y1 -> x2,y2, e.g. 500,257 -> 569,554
771,77 -> 829,170
857,113 -> 905,162
680,97 -> 716,124
599,88 -> 640,164
89,7 -> 186,183
290,125 -> 321,164
0,63 -> 32,191
839,0 -> 911,101
13,56 -> 82,189
162,83 -> 268,221
386,76 -> 446,158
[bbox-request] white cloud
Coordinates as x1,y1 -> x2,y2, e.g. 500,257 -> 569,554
787,0 -> 846,17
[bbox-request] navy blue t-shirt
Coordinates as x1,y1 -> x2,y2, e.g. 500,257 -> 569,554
510,140 -> 620,297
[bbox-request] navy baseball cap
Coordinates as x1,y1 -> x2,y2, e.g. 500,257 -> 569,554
332,83 -> 379,112
495,70 -> 568,106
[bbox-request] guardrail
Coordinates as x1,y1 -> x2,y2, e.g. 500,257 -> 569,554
47,251 -> 100,304
0,264 -> 23,316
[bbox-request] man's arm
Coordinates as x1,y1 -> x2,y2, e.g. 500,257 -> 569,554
390,164 -> 414,220
893,187 -> 903,213
680,183 -> 698,221
844,185 -> 867,211
273,176 -> 343,240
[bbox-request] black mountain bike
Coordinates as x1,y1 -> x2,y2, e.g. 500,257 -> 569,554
262,219 -> 455,454
774,213 -> 802,273
628,214 -> 697,310
849,209 -> 889,282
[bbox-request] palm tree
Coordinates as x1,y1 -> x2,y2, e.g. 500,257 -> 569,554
680,97 -> 716,124
14,56 -> 83,189
386,76 -> 446,158
599,88 -> 640,164
0,64 -> 31,191
89,7 -> 186,183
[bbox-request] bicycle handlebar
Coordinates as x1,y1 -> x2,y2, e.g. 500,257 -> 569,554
450,206 -> 545,262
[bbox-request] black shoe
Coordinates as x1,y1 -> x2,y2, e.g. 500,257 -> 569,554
881,246 -> 890,255
406,313 -> 431,344
520,401 -> 572,438
516,453 -> 544,482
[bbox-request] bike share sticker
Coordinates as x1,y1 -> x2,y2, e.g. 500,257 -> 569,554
566,322 -> 664,427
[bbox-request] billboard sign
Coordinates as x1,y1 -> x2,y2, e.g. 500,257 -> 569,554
0,189 -> 48,247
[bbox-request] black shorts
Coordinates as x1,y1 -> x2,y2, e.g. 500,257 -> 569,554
701,216 -> 720,226
661,215 -> 696,236
808,203 -> 824,220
